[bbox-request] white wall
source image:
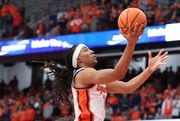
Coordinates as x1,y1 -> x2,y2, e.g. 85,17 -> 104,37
160,54 -> 180,72
0,62 -> 32,90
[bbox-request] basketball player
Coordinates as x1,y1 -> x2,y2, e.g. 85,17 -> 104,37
45,23 -> 168,121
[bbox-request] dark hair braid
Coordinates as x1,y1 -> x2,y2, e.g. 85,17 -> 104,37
42,45 -> 77,104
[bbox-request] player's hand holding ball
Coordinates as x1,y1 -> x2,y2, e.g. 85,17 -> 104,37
118,8 -> 147,44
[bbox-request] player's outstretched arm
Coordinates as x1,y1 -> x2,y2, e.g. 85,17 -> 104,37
106,49 -> 168,93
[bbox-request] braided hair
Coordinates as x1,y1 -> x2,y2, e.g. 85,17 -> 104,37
42,45 -> 78,104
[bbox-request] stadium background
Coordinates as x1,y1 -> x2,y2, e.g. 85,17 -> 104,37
0,0 -> 180,120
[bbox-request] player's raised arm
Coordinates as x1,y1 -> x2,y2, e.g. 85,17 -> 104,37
106,49 -> 168,93
116,8 -> 147,79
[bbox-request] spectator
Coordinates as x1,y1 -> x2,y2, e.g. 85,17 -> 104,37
43,99 -> 53,120
90,15 -> 98,32
111,111 -> 124,121
119,94 -> 131,111
69,14 -> 83,33
24,104 -> 35,121
9,75 -> 18,91
107,94 -> 119,112
105,103 -> 113,121
161,95 -> 173,118
172,94 -> 180,118
22,24 -> 34,39
80,14 -> 89,32
35,19 -> 46,37
12,12 -> 23,36
155,107 -> 163,119
58,14 -> 67,34
129,107 -> 141,120
130,90 -> 141,109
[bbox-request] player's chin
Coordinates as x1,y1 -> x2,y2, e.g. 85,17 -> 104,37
94,57 -> 98,63
92,60 -> 98,66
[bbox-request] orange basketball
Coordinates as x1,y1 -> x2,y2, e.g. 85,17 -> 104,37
118,7 -> 147,34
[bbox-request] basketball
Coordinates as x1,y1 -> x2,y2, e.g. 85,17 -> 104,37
118,7 -> 147,34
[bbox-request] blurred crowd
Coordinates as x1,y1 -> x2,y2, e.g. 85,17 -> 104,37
0,0 -> 179,40
45,0 -> 179,36
0,66 -> 179,121
0,0 -> 23,39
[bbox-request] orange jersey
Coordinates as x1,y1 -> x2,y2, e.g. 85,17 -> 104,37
72,68 -> 107,121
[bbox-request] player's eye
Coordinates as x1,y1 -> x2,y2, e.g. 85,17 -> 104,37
83,47 -> 88,52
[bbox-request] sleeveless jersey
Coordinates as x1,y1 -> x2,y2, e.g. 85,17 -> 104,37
71,68 -> 107,121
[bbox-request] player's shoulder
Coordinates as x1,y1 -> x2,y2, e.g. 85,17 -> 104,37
75,67 -> 97,77
74,68 -> 97,86
78,67 -> 96,73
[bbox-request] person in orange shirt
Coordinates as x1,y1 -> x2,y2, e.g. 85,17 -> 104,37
66,8 -> 75,20
107,94 -> 119,111
19,108 -> 26,121
161,95 -> 173,118
11,110 -> 20,121
60,102 -> 70,116
7,2 -> 19,18
69,15 -> 83,33
130,108 -> 141,120
111,113 -> 124,121
24,105 -> 35,121
0,106 -> 5,119
1,4 -> 10,17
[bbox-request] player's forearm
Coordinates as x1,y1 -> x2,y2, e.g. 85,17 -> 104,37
114,43 -> 136,79
126,67 -> 154,93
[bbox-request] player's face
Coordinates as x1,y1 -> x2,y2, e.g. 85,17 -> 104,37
78,46 -> 97,67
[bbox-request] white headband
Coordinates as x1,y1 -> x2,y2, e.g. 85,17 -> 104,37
72,44 -> 86,68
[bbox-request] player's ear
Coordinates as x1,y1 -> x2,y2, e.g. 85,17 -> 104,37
77,56 -> 83,64
77,58 -> 83,68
